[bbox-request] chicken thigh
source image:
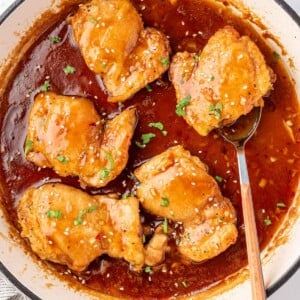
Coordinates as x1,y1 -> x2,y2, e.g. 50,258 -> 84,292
17,183 -> 144,272
70,0 -> 171,102
134,145 -> 238,262
25,92 -> 136,188
170,26 -> 275,136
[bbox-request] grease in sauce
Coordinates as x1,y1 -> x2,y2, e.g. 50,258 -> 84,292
0,0 -> 299,298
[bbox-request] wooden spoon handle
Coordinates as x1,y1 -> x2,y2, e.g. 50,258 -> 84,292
237,149 -> 266,300
241,183 -> 266,300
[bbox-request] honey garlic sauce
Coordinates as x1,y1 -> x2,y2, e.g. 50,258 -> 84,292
0,0 -> 299,298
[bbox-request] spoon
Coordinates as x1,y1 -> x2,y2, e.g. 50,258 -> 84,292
218,106 -> 266,300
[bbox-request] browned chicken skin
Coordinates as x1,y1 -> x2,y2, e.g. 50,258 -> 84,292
170,26 -> 275,136
134,145 -> 238,262
70,0 -> 171,102
25,92 -> 136,188
17,183 -> 144,272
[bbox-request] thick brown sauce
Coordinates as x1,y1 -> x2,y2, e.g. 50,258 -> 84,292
0,0 -> 299,298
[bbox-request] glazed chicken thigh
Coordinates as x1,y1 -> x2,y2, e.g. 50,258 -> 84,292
25,92 -> 136,188
17,183 -> 144,272
170,26 -> 275,136
134,145 -> 238,262
70,0 -> 171,102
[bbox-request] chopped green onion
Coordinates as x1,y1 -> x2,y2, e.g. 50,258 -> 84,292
87,205 -> 98,213
99,151 -> 114,179
276,202 -> 286,208
135,141 -> 146,148
46,209 -> 62,219
99,167 -> 110,179
40,81 -> 50,92
162,130 -> 168,136
215,175 -> 223,183
57,154 -> 68,163
142,133 -> 156,144
264,217 -> 272,226
159,57 -> 170,68
142,235 -> 146,244
89,17 -> 97,25
182,280 -> 188,288
63,65 -> 76,74
74,205 -> 98,226
24,139 -> 33,155
144,266 -> 152,273
121,191 -> 131,199
148,122 -> 164,131
209,102 -> 223,120
273,51 -> 280,60
48,36 -> 61,43
145,84 -> 152,92
160,197 -> 169,207
194,54 -> 200,62
162,218 -> 168,234
176,95 -> 191,117
74,209 -> 86,226
104,150 -> 115,170
209,75 -> 215,81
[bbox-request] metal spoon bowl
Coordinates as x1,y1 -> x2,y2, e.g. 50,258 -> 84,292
218,106 -> 266,300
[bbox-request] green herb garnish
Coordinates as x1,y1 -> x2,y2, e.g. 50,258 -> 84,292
40,81 -> 50,92
176,95 -> 191,117
182,281 -> 188,288
46,209 -> 62,219
215,175 -> 223,183
159,57 -> 170,68
160,197 -> 169,207
121,190 -> 131,199
24,139 -> 33,155
142,133 -> 156,144
118,102 -> 124,110
148,122 -> 164,131
48,36 -> 61,43
142,235 -> 146,244
135,141 -> 146,148
87,205 -> 98,213
273,51 -> 281,61
145,84 -> 152,92
104,150 -> 114,169
99,151 -> 114,179
209,102 -> 223,119
194,54 -> 200,62
264,217 -> 272,226
74,205 -> 98,226
135,133 -> 156,148
209,75 -> 215,81
145,266 -> 152,273
276,202 -> 286,208
63,65 -> 76,74
57,154 -> 68,163
162,218 -> 168,234
99,167 -> 109,179
89,17 -> 97,25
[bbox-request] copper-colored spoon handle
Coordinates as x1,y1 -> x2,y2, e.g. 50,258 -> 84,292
237,148 -> 266,300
